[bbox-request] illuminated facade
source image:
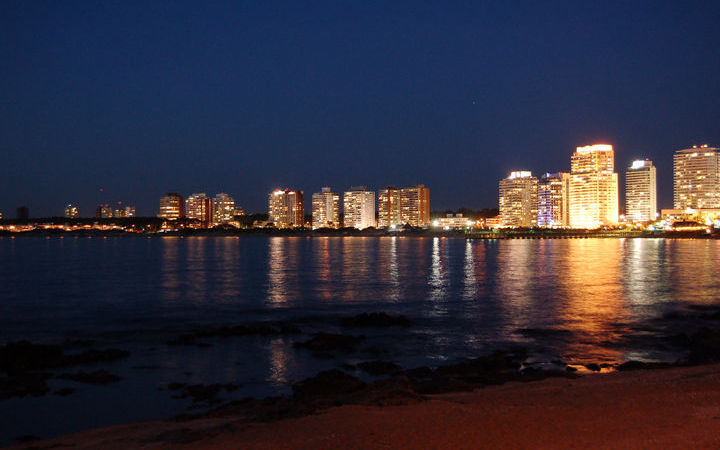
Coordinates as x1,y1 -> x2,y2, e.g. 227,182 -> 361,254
185,193 -> 213,225
343,186 -> 375,229
569,144 -> 619,228
537,172 -> 570,227
96,204 -> 114,218
64,204 -> 79,218
433,214 -> 474,229
499,171 -> 538,227
213,193 -> 235,224
113,206 -> 136,218
626,159 -> 657,222
673,145 -> 720,209
159,193 -> 184,219
268,189 -> 304,228
400,185 -> 430,227
311,187 -> 340,229
377,186 -> 402,228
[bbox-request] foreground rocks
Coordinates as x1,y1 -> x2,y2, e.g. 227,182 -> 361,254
0,341 -> 130,399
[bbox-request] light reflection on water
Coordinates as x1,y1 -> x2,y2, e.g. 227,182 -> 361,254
3,236 -> 720,443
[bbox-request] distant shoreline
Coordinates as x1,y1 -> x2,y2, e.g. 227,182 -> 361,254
0,228 -> 717,239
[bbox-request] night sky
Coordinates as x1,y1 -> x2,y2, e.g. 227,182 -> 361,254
2,1 -> 720,217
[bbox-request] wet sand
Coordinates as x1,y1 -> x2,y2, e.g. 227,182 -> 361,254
8,363 -> 720,449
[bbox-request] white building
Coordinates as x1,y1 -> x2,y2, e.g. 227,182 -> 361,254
343,186 -> 375,229
312,187 -> 340,229
626,160 -> 657,222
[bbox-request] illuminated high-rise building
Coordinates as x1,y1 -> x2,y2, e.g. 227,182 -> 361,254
64,204 -> 79,219
95,204 -> 114,218
569,144 -> 619,228
673,145 -> 720,209
377,186 -> 402,228
626,160 -> 657,222
343,186 -> 375,229
185,193 -> 213,225
113,203 -> 135,218
499,171 -> 538,227
268,189 -> 304,228
312,187 -> 340,229
159,193 -> 184,219
537,172 -> 570,227
213,193 -> 235,224
400,185 -> 430,227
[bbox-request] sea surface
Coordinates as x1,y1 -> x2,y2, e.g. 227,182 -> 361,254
1,236 -> 720,443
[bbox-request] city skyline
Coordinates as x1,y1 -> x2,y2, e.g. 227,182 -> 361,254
2,2 -> 720,217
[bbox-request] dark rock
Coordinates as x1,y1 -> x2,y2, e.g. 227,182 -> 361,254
357,361 -> 402,376
292,370 -> 366,401
293,333 -> 365,353
170,383 -> 242,406
197,323 -> 301,338
339,312 -> 411,328
57,370 -> 121,385
687,328 -> 720,365
584,363 -> 601,372
54,387 -> 76,396
15,435 -> 40,443
0,373 -> 50,399
565,365 -> 578,372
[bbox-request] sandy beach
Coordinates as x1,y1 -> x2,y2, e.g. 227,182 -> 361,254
7,363 -> 720,449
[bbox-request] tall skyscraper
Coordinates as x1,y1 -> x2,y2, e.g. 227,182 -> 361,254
343,186 -> 375,229
400,184 -> 430,227
377,186 -> 402,228
673,145 -> 720,209
159,193 -> 184,219
268,189 -> 304,228
499,171 -> 538,227
626,159 -> 657,222
311,187 -> 340,229
569,144 -> 619,228
96,204 -> 113,218
64,204 -> 79,218
537,172 -> 570,227
185,193 -> 213,225
213,193 -> 235,224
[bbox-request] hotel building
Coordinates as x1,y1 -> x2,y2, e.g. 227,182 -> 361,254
433,214 -> 474,230
186,193 -> 213,225
114,205 -> 136,218
537,172 -> 570,227
159,193 -> 184,219
64,204 -> 79,219
400,185 -> 430,227
268,189 -> 304,228
673,145 -> 720,209
569,144 -> 619,228
626,159 -> 657,222
213,193 -> 236,224
343,186 -> 376,229
311,187 -> 340,229
377,186 -> 402,228
499,171 -> 538,227
96,204 -> 114,219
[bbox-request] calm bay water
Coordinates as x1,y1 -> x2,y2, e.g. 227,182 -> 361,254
1,236 -> 719,442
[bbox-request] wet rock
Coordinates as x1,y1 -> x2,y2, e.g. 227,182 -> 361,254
358,375 -> 424,406
292,370 -> 366,401
584,363 -> 601,372
0,341 -> 130,375
0,373 -> 50,399
357,361 -> 402,376
169,382 -> 241,406
293,333 -> 365,353
565,365 -> 578,372
54,387 -> 76,396
339,312 -> 411,328
57,370 -> 121,385
686,328 -> 720,365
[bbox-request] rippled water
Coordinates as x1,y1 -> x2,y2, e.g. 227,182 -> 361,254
1,236 -> 719,442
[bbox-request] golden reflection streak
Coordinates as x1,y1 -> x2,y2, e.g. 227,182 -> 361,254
313,237 -> 333,301
186,237 -> 207,302
667,239 -> 720,304
267,237 -> 299,306
496,240 -> 536,332
160,237 -> 181,301
266,337 -> 295,384
557,239 -> 628,362
428,237 -> 449,315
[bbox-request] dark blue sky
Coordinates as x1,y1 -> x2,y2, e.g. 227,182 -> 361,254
2,1 -> 719,217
